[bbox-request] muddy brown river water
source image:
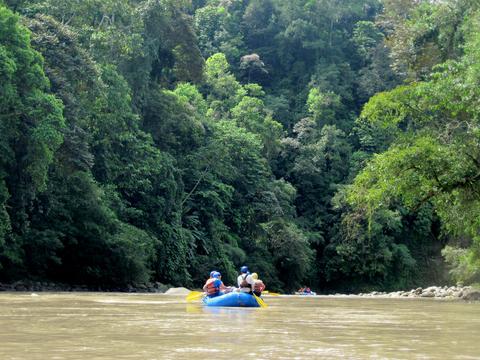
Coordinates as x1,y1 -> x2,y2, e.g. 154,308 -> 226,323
0,292 -> 479,359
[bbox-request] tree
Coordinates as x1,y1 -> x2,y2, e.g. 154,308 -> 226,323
353,21 -> 401,103
231,94 -> 283,162
349,7 -> 480,284
261,219 -> 313,291
25,0 -> 144,64
307,88 -> 342,128
204,52 -> 245,118
378,0 -> 469,80
0,5 -> 64,275
239,53 -> 268,83
142,88 -> 205,155
324,189 -> 418,291
195,3 -> 245,61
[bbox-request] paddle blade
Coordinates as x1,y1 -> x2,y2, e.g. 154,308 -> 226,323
186,291 -> 204,302
253,294 -> 267,308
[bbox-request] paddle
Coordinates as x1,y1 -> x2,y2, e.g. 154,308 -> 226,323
263,291 -> 280,296
186,291 -> 204,302
253,293 -> 268,308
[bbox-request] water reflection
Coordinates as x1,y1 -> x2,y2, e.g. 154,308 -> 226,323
186,303 -> 259,316
185,304 -> 202,314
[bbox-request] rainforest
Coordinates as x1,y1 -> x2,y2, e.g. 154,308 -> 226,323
1,0 -> 479,293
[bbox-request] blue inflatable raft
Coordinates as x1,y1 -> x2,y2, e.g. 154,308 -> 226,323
294,291 -> 316,296
202,292 -> 260,307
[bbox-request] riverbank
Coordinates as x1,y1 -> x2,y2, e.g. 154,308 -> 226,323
0,281 -> 169,293
2,281 -> 479,301
346,286 -> 480,301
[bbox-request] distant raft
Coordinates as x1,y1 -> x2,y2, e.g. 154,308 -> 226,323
294,291 -> 317,296
202,292 -> 261,307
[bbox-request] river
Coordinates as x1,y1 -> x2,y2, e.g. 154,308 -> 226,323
0,292 -> 479,359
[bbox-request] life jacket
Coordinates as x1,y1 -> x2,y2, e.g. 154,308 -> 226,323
253,280 -> 265,293
205,278 -> 220,296
240,274 -> 251,289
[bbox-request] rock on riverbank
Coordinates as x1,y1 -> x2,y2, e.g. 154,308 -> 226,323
163,287 -> 191,296
357,286 -> 480,301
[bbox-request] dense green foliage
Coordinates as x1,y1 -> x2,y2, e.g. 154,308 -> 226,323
349,0 -> 480,285
0,0 -> 478,291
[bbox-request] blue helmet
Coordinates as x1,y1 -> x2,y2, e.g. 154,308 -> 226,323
210,270 -> 216,278
212,271 -> 221,278
240,266 -> 249,274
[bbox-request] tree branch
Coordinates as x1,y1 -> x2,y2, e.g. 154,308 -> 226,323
180,166 -> 211,207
